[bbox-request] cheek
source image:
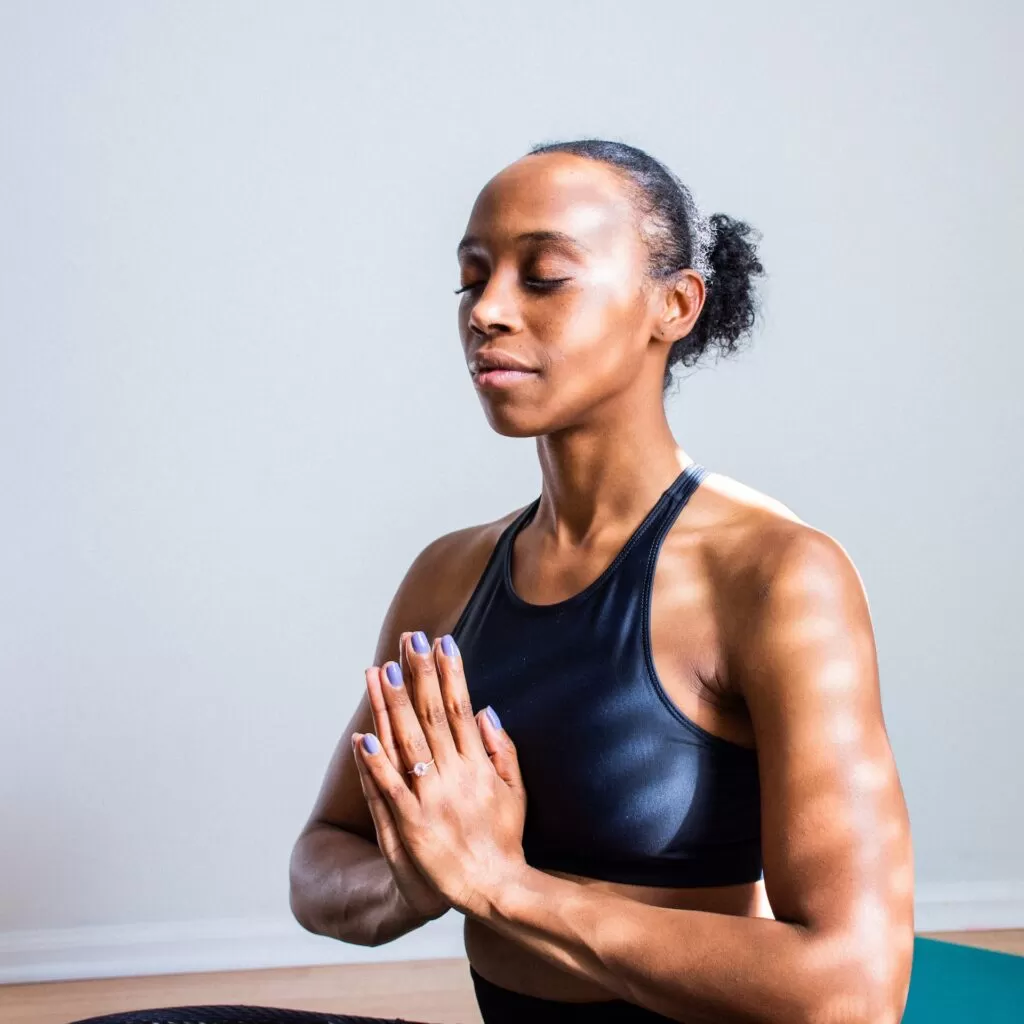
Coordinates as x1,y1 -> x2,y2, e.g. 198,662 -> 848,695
536,306 -> 648,420
539,285 -> 649,377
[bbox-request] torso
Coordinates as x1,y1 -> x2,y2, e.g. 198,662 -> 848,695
432,468 -> 803,1001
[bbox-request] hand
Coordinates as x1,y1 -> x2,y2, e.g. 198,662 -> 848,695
353,629 -> 528,919
353,658 -> 449,922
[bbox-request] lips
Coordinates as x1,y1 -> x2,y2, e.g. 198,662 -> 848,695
469,350 -> 540,374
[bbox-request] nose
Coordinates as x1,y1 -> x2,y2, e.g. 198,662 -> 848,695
465,269 -> 521,337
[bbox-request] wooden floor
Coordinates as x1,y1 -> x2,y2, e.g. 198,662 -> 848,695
1,931 -> 1020,1024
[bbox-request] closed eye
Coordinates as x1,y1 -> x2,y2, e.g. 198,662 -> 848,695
453,277 -> 571,295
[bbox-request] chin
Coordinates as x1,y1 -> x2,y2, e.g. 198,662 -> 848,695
479,403 -> 553,439
484,414 -> 547,439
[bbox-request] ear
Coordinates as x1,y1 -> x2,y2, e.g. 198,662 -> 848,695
655,269 -> 705,345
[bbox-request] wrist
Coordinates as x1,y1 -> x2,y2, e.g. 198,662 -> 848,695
393,883 -> 447,923
373,884 -> 444,947
465,857 -> 535,922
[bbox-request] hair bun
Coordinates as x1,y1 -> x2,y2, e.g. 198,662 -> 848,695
695,213 -> 765,364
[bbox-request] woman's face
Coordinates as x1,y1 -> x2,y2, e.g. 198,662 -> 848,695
456,152 -> 692,437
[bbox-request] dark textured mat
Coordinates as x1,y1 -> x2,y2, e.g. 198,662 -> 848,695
67,1006 -> 426,1024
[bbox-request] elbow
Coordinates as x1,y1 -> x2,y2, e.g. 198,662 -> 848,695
802,958 -> 910,1024
288,832 -> 322,937
289,893 -> 314,936
288,827 -> 380,947
288,879 -> 316,936
803,988 -> 897,1024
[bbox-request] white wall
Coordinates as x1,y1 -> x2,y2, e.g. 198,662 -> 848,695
1,0 -> 1021,984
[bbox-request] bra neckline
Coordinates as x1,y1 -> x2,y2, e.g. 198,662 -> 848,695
502,462 -> 704,612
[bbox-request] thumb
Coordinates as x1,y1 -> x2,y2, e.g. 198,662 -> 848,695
478,706 -> 523,790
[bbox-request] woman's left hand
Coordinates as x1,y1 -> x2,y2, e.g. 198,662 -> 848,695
352,630 -> 528,919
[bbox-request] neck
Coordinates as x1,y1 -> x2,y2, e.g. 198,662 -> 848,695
532,400 -> 693,543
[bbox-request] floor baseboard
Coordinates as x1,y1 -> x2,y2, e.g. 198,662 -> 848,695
2,881 -> 1021,986
0,912 -> 468,985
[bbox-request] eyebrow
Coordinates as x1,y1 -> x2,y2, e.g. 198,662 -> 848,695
456,230 -> 591,259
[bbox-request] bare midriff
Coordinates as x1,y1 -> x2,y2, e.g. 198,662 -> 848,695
464,872 -> 774,1002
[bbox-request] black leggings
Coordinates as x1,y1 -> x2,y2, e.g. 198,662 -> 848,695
69,1008 -> 432,1024
469,965 -> 679,1023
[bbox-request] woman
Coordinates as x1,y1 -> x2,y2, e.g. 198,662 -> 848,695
289,139 -> 915,1024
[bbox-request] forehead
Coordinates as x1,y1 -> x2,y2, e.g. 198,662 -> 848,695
458,153 -> 639,258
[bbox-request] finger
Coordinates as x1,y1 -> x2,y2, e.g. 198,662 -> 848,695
353,730 -> 422,824
378,659 -> 443,782
399,630 -> 459,768
351,731 -> 403,851
434,633 -> 488,759
476,705 -> 525,793
365,666 -> 403,770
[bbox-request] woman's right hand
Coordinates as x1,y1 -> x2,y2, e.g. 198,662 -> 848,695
353,660 -> 451,921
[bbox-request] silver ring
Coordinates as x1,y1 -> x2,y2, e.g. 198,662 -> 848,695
407,759 -> 435,777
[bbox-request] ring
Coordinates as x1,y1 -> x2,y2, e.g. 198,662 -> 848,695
407,759 -> 435,777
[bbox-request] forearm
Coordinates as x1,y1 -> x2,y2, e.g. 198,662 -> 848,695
473,867 -> 867,1024
289,824 -> 438,947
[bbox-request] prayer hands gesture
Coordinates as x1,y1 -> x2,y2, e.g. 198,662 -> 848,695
352,630 -> 528,920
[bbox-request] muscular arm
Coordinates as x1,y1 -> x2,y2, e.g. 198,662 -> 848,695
289,533 -> 458,945
470,527 -> 915,1023
289,517 -> 511,946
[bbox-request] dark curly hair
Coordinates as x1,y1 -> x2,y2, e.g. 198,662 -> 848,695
526,138 -> 766,395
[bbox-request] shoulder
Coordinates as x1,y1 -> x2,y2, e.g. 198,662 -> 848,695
693,468 -> 862,604
372,500 -> 531,662
696,473 -> 880,704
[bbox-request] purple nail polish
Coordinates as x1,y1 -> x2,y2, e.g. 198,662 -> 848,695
362,733 -> 380,753
442,634 -> 458,658
412,631 -> 429,654
385,662 -> 403,687
485,705 -> 502,730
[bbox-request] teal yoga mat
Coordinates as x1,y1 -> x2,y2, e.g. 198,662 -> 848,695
903,937 -> 1022,1022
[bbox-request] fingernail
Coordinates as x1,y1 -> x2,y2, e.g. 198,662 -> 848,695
484,705 -> 502,731
385,662 -> 403,687
362,733 -> 380,753
441,634 -> 459,658
412,631 -> 429,654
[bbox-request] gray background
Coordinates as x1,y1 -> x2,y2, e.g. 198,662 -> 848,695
1,0 -> 1020,981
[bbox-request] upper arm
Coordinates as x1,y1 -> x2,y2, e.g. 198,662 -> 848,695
295,520 -> 504,844
731,526 -> 914,1002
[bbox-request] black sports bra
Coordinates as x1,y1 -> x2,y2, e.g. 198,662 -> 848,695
452,463 -> 763,887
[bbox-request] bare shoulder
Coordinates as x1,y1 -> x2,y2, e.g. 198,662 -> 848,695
693,468 -> 863,603
372,501 -> 530,664
688,470 -> 871,685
